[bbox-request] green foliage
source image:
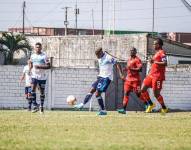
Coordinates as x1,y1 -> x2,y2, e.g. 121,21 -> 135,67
0,111 -> 191,150
0,32 -> 32,65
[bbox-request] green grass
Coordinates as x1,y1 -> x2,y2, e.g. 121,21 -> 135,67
0,110 -> 191,150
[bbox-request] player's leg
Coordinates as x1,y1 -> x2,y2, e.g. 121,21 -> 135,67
74,78 -> 98,109
38,80 -> 46,113
133,81 -> 149,111
96,77 -> 111,115
141,76 -> 155,113
74,88 -> 96,109
25,87 -> 32,111
152,80 -> 168,113
95,91 -> 108,115
30,78 -> 39,113
118,82 -> 131,114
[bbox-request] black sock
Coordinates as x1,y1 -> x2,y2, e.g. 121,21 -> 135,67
83,93 -> 93,105
97,96 -> 105,110
162,105 -> 167,109
147,100 -> 153,105
40,94 -> 45,107
28,99 -> 32,109
123,105 -> 127,110
144,101 -> 149,106
31,92 -> 37,106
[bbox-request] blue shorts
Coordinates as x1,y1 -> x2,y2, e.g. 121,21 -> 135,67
31,78 -> 46,89
92,77 -> 111,92
25,86 -> 32,95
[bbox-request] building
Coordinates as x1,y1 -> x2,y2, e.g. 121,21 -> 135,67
8,26 -> 156,36
159,32 -> 191,46
8,27 -> 102,36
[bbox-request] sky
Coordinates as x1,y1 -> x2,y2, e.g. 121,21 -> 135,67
0,0 -> 191,33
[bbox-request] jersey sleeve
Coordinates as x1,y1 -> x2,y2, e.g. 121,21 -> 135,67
161,53 -> 167,62
44,54 -> 50,64
106,54 -> 117,65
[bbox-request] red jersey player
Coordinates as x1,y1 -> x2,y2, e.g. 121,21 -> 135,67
141,38 -> 168,113
117,47 -> 150,114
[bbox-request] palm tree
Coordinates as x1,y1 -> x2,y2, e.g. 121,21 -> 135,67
0,32 -> 32,64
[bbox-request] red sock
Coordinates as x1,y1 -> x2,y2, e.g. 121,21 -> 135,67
140,91 -> 151,102
123,96 -> 129,109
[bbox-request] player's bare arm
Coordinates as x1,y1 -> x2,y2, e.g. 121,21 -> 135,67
35,62 -> 51,69
153,61 -> 167,66
116,63 -> 125,81
19,73 -> 25,82
128,65 -> 142,72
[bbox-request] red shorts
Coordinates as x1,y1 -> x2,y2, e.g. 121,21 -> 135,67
124,80 -> 141,94
143,76 -> 163,90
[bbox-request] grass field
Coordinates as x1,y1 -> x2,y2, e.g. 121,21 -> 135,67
0,110 -> 191,150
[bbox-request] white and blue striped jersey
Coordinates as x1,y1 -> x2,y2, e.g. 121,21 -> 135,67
98,53 -> 117,80
30,52 -> 49,80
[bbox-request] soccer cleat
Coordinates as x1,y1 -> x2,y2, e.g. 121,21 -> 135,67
97,110 -> 107,116
117,109 -> 126,114
74,103 -> 84,109
145,103 -> 156,113
40,106 -> 44,114
32,105 -> 39,113
161,108 -> 168,114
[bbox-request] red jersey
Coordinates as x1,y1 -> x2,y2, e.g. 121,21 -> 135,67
126,56 -> 142,81
149,49 -> 167,80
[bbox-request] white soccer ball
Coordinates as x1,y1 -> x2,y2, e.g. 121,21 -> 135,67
66,95 -> 77,105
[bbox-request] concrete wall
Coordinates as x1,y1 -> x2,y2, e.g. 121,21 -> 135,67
27,34 -> 147,67
0,66 -> 99,110
51,67 -> 99,109
0,65 -> 191,111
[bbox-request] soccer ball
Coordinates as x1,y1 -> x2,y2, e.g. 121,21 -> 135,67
66,95 -> 77,105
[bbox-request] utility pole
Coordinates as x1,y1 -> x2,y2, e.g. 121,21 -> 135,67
113,0 -> 115,35
101,0 -> 104,39
22,1 -> 26,35
92,9 -> 95,36
75,0 -> 79,35
62,7 -> 70,36
152,0 -> 155,37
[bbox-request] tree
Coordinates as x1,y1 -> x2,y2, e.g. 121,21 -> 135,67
0,32 -> 32,65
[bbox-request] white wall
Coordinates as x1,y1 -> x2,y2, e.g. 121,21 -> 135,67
0,65 -> 191,110
0,66 -> 99,110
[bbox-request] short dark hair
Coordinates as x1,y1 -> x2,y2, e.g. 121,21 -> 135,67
35,42 -> 42,47
156,38 -> 163,46
130,47 -> 137,52
95,47 -> 103,55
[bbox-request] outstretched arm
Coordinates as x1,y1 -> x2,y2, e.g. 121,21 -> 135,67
35,63 -> 51,69
116,63 -> 125,81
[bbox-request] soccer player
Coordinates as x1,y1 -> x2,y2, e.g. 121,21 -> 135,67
20,59 -> 33,111
141,38 -> 168,113
74,47 -> 118,115
116,47 -> 152,114
30,42 -> 50,114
